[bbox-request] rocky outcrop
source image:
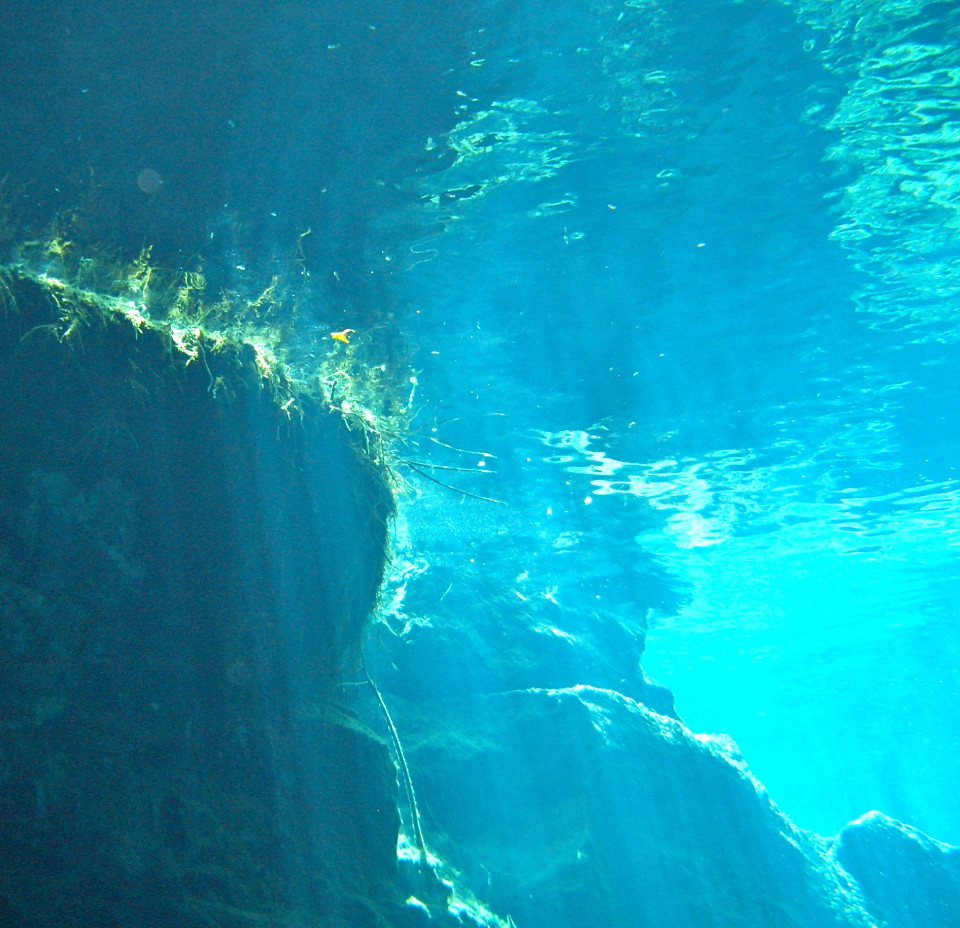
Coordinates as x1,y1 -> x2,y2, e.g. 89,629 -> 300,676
0,269 -> 401,927
6,265 -> 958,928
393,684 -> 877,928
834,811 -> 960,928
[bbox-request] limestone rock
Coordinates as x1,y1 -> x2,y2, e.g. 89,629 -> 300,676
402,685 -> 878,928
834,810 -> 960,928
0,269 -> 400,927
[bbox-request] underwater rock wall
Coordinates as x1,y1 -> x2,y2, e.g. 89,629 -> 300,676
391,684 -> 877,928
835,811 -> 960,928
0,269 -> 400,927
374,556 -> 960,928
4,263 -> 958,928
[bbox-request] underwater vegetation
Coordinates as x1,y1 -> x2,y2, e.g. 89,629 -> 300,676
2,1 -> 960,927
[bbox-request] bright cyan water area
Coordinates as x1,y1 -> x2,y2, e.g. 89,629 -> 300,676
388,0 -> 960,844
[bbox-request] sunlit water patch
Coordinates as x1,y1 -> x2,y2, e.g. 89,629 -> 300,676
783,0 -> 960,340
531,421 -> 960,837
378,0 -> 960,847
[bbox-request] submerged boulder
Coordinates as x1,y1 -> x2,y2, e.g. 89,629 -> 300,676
834,810 -> 960,928
395,684 -> 879,928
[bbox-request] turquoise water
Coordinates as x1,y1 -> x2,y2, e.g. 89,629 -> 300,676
382,0 -> 960,844
3,0 -> 959,867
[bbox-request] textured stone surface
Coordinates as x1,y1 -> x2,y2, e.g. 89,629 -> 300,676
395,685 -> 879,928
834,811 -> 960,928
375,541 -> 671,715
0,271 -> 399,927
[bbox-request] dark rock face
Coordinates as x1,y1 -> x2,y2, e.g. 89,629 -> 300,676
374,551 -> 667,715
0,271 -> 399,927
834,811 -> 960,928
395,685 -> 878,928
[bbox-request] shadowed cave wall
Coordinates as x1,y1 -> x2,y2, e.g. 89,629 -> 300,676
0,270 -> 402,928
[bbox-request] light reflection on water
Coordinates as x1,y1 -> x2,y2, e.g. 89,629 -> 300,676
535,425 -> 960,556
